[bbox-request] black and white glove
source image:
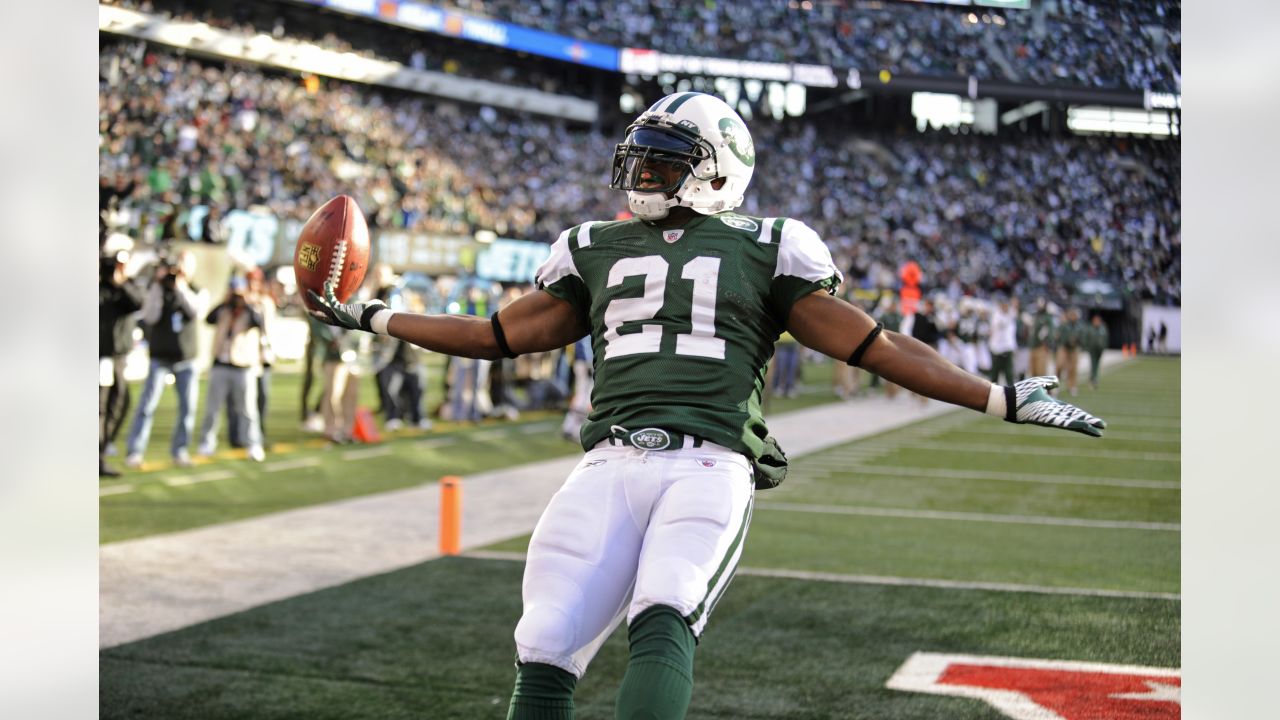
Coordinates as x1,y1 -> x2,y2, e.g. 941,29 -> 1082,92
306,280 -> 394,334
987,376 -> 1108,437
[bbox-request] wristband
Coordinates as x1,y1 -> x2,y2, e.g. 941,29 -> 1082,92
984,383 -> 1018,422
368,307 -> 395,335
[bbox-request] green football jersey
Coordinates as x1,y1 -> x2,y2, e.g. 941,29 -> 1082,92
536,212 -> 842,459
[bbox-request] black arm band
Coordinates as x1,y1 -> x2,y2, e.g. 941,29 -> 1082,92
490,312 -> 518,359
1003,384 -> 1017,423
846,322 -> 884,367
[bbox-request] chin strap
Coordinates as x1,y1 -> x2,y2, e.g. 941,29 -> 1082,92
627,191 -> 680,220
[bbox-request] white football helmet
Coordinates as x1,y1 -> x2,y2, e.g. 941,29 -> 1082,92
610,92 -> 756,221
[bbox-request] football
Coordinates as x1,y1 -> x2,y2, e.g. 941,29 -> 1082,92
293,194 -> 370,316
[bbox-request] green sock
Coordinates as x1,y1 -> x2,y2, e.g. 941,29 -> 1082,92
507,661 -> 577,720
615,605 -> 696,720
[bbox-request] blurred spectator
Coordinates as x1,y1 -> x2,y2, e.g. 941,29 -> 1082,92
1029,298 -> 1056,378
99,249 -> 145,476
125,250 -> 207,469
1055,307 -> 1084,396
248,266 -> 276,444
987,295 -> 1018,386
196,276 -> 266,461
772,332 -> 801,399
313,316 -> 360,443
372,265 -> 431,430
1086,313 -> 1108,389
560,337 -> 594,442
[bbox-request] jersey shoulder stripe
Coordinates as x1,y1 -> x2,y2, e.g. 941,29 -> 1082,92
535,226 -> 581,289
775,218 -> 843,287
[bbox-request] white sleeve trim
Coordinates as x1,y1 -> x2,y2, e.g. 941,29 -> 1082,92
577,221 -> 597,248
774,218 -> 843,285
535,228 -> 582,289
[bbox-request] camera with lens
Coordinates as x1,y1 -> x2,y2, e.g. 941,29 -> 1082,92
100,250 -> 128,284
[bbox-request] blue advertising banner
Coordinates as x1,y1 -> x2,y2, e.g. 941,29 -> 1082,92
310,0 -> 619,70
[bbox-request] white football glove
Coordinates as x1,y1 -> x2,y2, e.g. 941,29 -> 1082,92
1000,376 -> 1107,437
307,280 -> 390,333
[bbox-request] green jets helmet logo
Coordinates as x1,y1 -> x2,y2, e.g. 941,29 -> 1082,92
719,118 -> 754,167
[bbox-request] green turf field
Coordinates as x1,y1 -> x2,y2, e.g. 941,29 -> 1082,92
101,357 -> 1180,719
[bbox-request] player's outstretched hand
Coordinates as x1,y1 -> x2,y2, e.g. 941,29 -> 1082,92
1008,376 -> 1107,437
307,280 -> 387,332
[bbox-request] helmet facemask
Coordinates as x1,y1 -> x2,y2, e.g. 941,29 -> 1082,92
611,120 -> 717,221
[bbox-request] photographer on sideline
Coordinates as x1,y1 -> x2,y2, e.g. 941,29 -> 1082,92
124,250 -> 207,469
196,275 -> 267,462
99,250 -> 145,477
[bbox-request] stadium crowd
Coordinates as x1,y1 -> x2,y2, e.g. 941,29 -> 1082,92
451,0 -> 1180,92
99,41 -> 1180,305
105,0 -> 1179,93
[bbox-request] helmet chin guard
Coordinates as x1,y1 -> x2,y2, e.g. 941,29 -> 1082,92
611,92 -> 755,221
627,191 -> 680,221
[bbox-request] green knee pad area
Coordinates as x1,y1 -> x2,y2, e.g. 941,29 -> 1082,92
507,661 -> 577,720
615,605 -> 697,720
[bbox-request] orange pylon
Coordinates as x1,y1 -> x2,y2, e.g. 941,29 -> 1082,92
440,476 -> 462,556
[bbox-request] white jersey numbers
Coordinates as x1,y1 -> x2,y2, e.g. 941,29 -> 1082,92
675,256 -> 726,360
603,255 -> 668,358
602,255 -> 727,361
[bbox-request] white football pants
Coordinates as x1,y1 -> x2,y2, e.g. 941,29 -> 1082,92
514,440 -> 755,678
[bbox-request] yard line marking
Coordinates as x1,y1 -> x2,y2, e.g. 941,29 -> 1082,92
341,447 -> 394,461
464,551 -> 1179,601
418,437 -> 453,449
1090,414 -> 1181,427
901,441 -> 1179,462
99,484 -> 135,497
517,421 -> 559,434
164,470 -> 234,487
940,429 -> 1179,443
263,457 -> 323,473
792,464 -> 1179,489
758,502 -> 1180,531
736,568 -> 1180,601
470,428 -> 510,441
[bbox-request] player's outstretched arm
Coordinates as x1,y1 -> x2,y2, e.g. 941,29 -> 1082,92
308,280 -> 588,359
786,292 -> 1106,437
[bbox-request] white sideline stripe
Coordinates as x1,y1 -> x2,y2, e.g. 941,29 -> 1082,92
164,470 -> 235,486
517,421 -> 558,434
341,447 -> 394,461
902,441 -> 1180,462
263,457 -> 323,473
758,502 -> 1180,531
99,484 -> 135,497
469,428 -> 509,441
793,464 -> 1179,489
464,551 -> 1179,601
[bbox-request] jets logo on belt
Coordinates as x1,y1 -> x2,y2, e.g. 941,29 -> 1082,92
630,428 -> 672,450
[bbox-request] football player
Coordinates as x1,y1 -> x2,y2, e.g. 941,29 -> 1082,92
308,92 -> 1106,719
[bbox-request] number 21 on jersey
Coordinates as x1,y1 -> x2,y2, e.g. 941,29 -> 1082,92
602,255 -> 725,361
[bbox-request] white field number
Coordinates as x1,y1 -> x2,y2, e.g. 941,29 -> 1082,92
603,255 -> 726,360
